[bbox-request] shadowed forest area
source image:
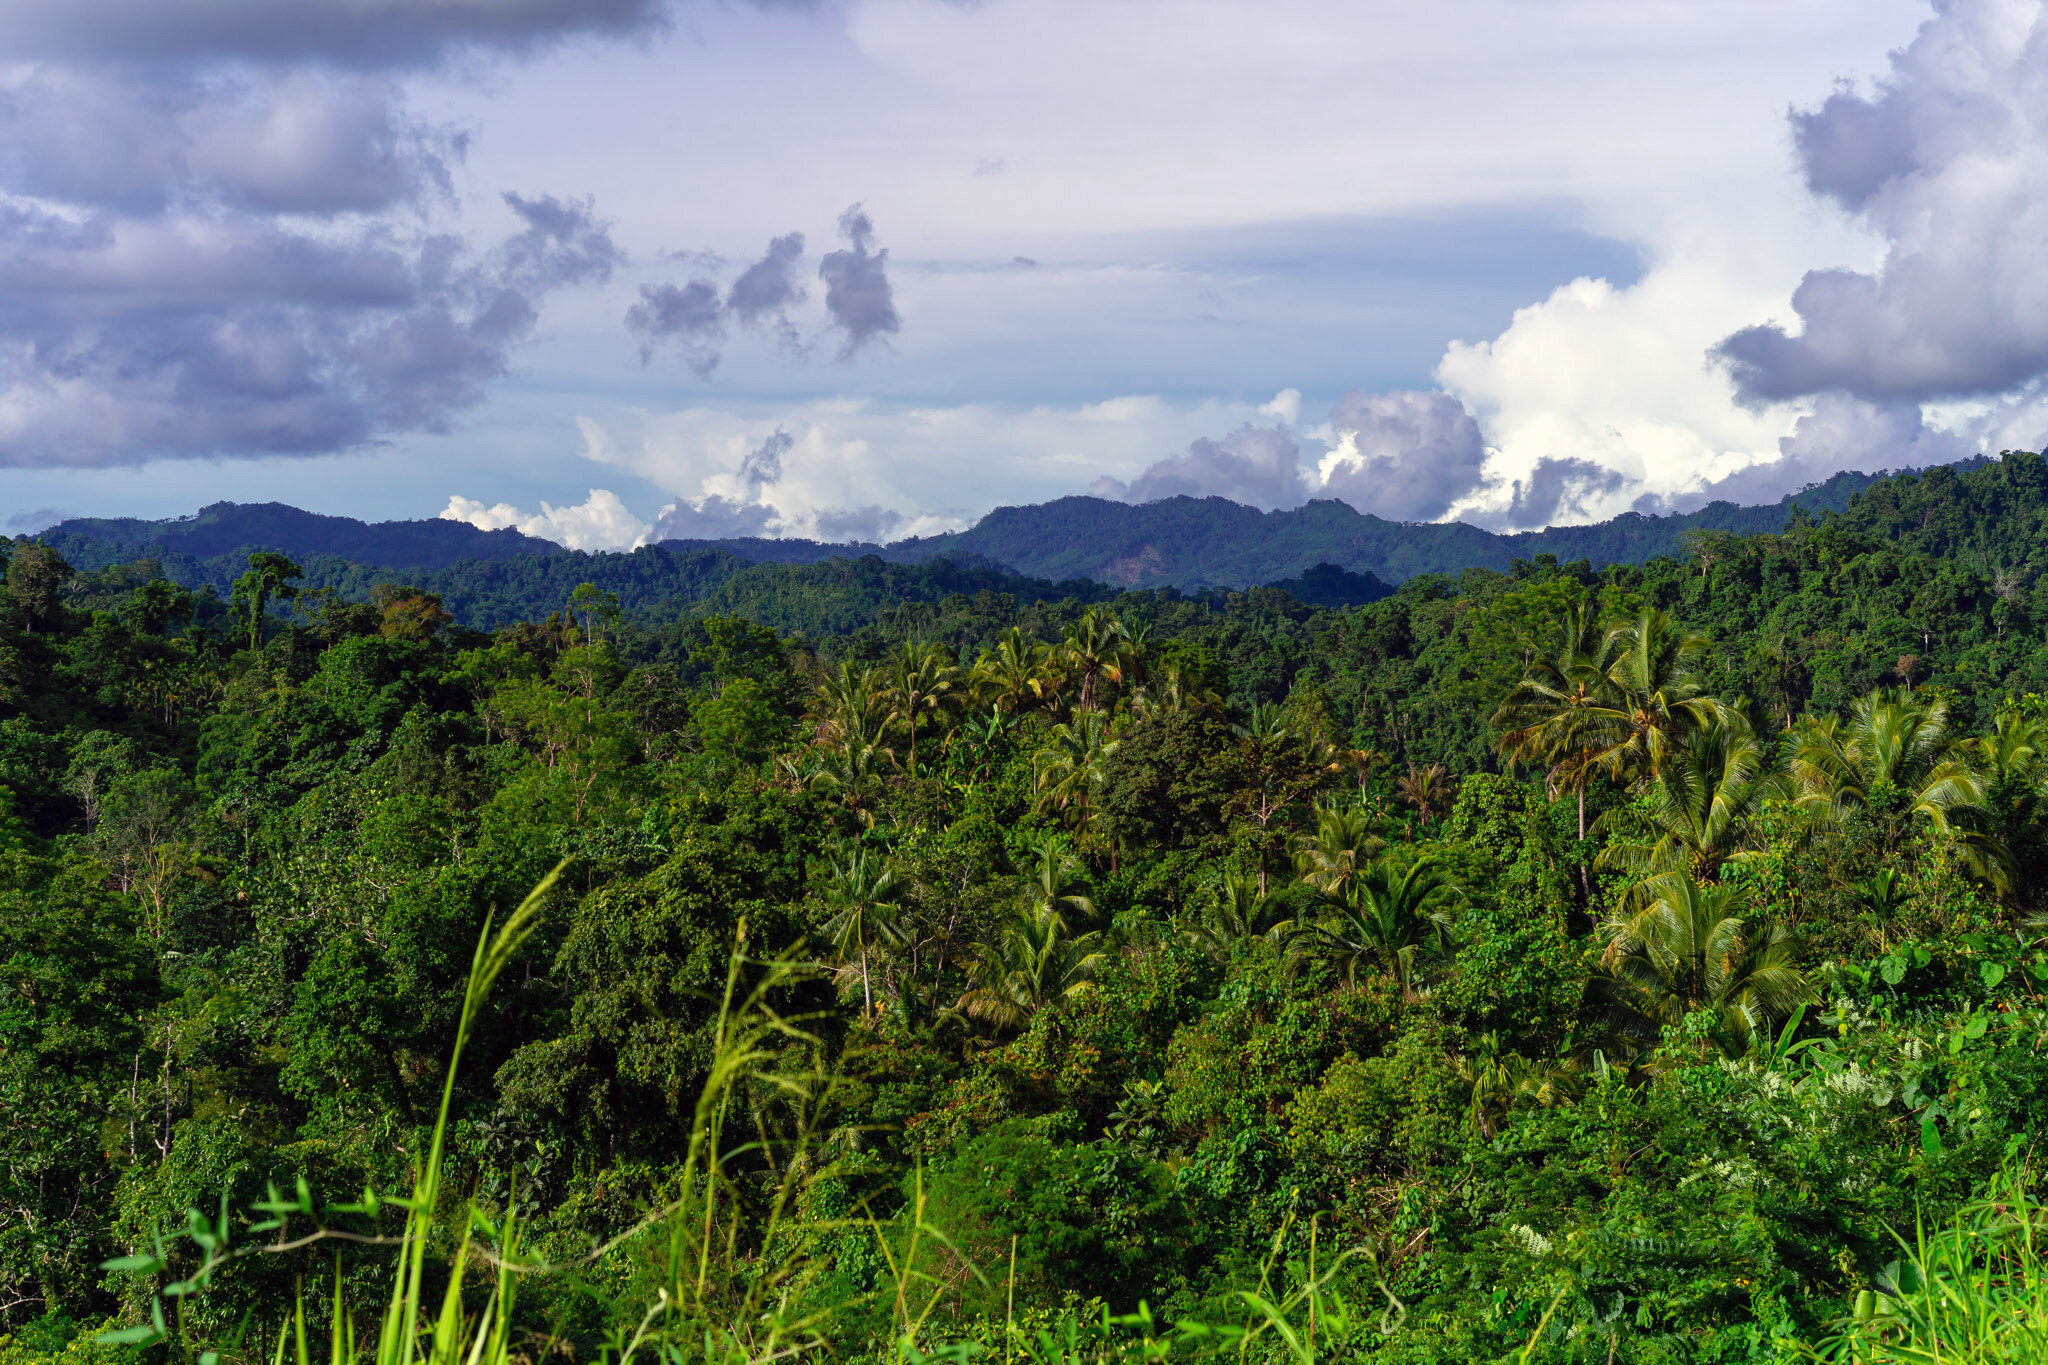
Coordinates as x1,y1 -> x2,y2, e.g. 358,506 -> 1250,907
15,455 -> 2048,1362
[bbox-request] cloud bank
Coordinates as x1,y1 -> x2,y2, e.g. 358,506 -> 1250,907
0,0 -> 632,468
1717,1 -> 2048,405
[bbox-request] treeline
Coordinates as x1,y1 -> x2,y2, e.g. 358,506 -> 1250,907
8,458 -> 2048,1361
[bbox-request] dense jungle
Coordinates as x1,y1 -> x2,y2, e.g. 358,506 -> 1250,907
15,453 -> 2048,1363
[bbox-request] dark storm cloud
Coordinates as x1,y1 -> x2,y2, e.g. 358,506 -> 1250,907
0,69 -> 459,218
1505,457 -> 1624,528
0,0 -> 671,69
1099,424 -> 1310,510
0,0 -> 644,468
818,204 -> 900,359
0,190 -> 619,466
1716,1 -> 2048,405
1318,390 -> 1489,522
626,280 -> 727,374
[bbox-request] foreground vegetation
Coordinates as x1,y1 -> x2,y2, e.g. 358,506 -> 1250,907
14,454 -> 2048,1362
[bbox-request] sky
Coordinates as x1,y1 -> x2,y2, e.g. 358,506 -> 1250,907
3,0 -> 2046,548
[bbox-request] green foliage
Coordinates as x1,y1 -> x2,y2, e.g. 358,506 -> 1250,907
25,462 -> 2048,1359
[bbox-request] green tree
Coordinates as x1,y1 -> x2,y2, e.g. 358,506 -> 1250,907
1596,710 -> 1790,903
888,640 -> 961,775
1287,857 -> 1454,999
1594,878 -> 1810,1054
228,551 -> 302,652
5,540 -> 70,635
819,844 -> 902,1015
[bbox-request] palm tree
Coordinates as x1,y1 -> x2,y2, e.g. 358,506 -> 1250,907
889,640 -> 962,775
1232,700 -> 1290,746
1594,879 -> 1810,1055
807,736 -> 897,828
1017,837 -> 1097,929
1596,711 -> 1790,904
1290,800 -> 1386,898
973,627 -> 1053,715
1598,607 -> 1724,783
1034,711 -> 1120,831
1061,609 -> 1127,712
1131,662 -> 1225,721
1494,602 -> 1624,839
1288,858 -> 1455,999
1455,1045 -> 1584,1138
1395,762 -> 1455,828
814,660 -> 895,749
819,845 -> 902,1015
950,905 -> 1108,1032
1184,864 -> 1295,949
1789,688 -> 2004,888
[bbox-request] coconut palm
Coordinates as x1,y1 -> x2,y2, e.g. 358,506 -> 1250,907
807,735 -> 897,828
819,845 -> 902,1015
1017,836 -> 1098,929
1034,711 -> 1120,830
1287,858 -> 1455,999
814,660 -> 894,749
1596,710 -> 1791,904
1061,609 -> 1128,712
1291,800 -> 1386,898
1593,878 -> 1810,1055
950,905 -> 1109,1032
1232,700 -> 1290,746
973,627 -> 1054,715
1131,662 -> 1225,721
889,639 -> 962,774
1497,606 -> 1721,849
1455,1045 -> 1584,1138
1494,603 -> 1636,847
1598,607 -> 1725,783
1395,761 -> 1456,828
1789,687 -> 2005,888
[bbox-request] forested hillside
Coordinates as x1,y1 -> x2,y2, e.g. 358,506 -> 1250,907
43,464 -> 1889,609
12,453 -> 2048,1364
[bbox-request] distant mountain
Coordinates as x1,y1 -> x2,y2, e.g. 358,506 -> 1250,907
43,500 -> 561,573
662,467 -> 1889,589
37,465 -> 1901,628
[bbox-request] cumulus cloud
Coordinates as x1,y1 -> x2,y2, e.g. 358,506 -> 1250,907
647,427 -> 793,540
1716,0 -> 2048,404
818,203 -> 900,359
1663,393 -> 1973,509
1096,424 -> 1310,509
440,488 -> 648,551
1316,390 -> 1490,522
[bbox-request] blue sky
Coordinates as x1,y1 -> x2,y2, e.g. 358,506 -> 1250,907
3,0 -> 2041,547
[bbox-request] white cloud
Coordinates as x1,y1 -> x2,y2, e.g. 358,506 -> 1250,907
576,392 -> 1284,541
440,487 -> 649,550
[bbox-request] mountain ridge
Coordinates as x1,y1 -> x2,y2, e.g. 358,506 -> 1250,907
39,464 -> 1901,593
